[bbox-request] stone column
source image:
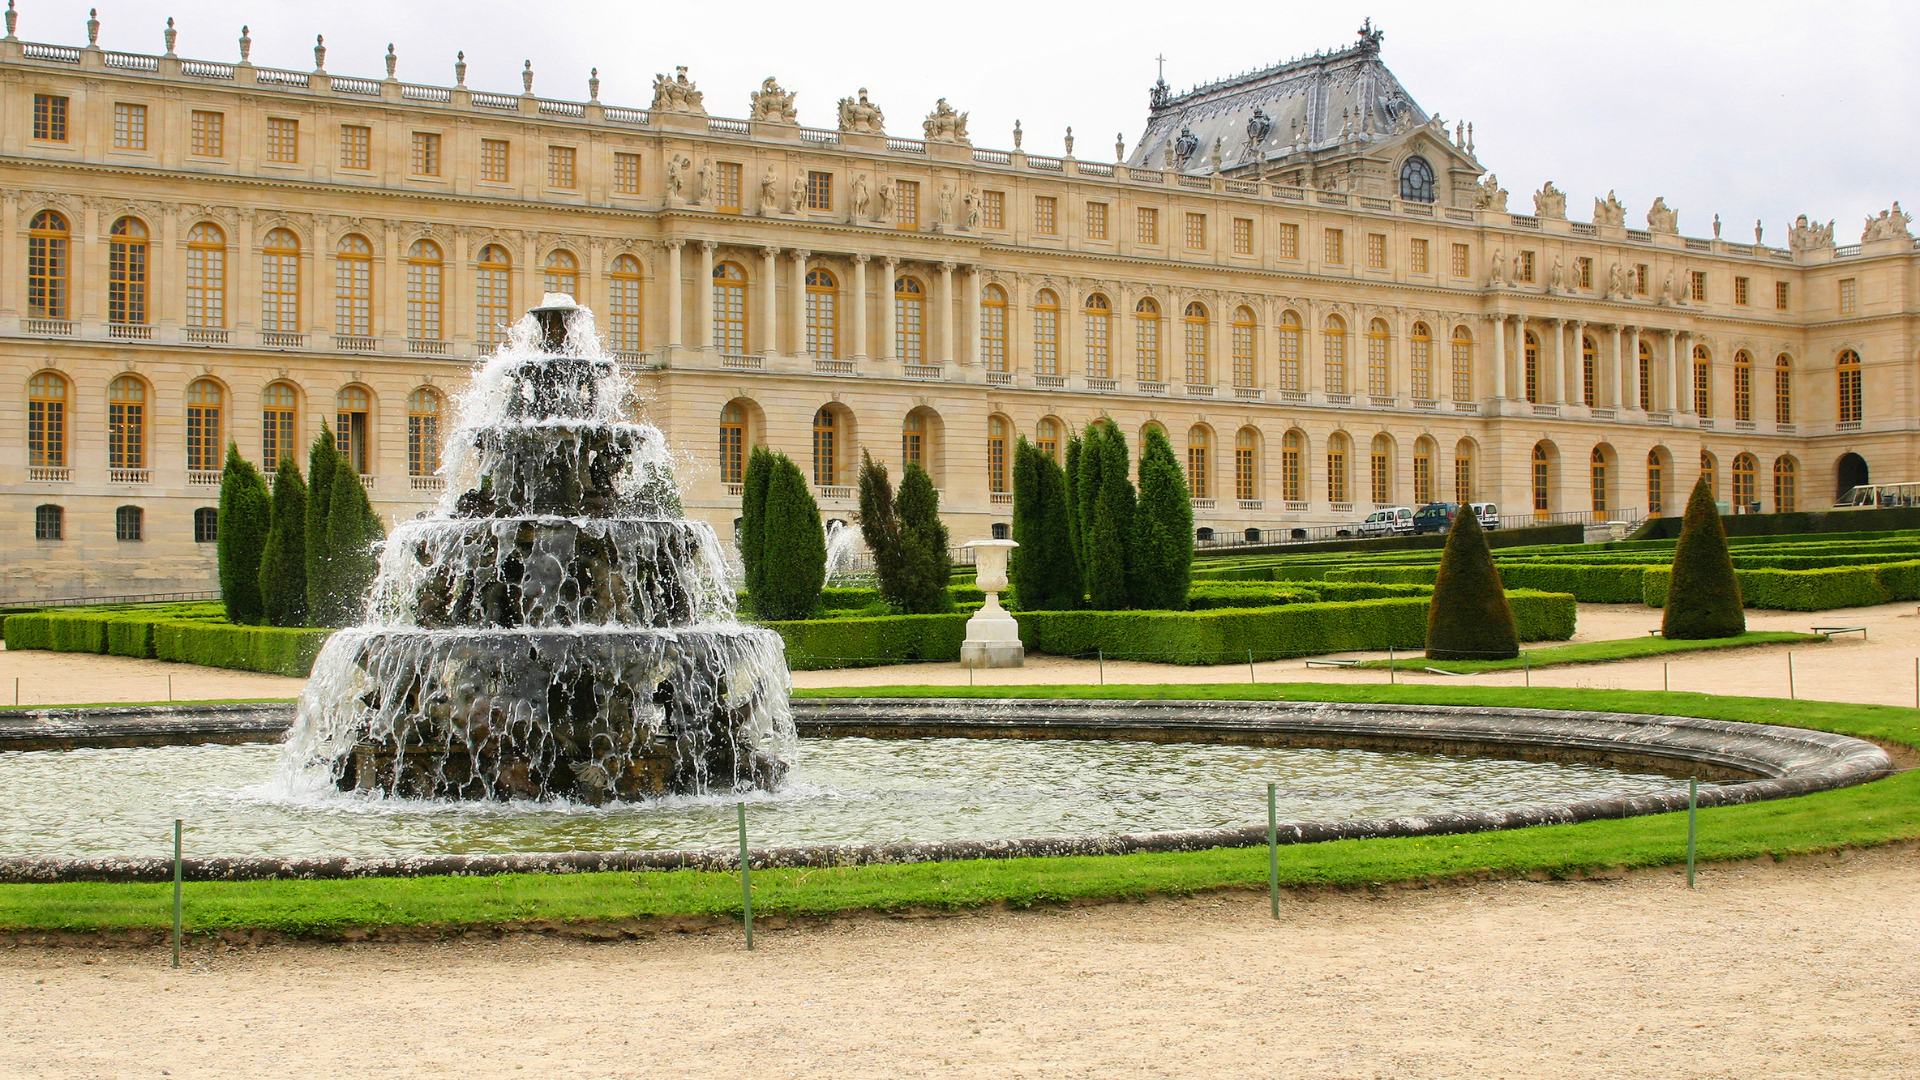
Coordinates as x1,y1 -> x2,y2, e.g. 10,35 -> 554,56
1304,300 -> 1322,394
879,256 -> 899,359
1624,326 -> 1641,409
790,249 -> 809,356
1566,320 -> 1584,405
1608,324 -> 1622,408
664,240 -> 683,348
1490,314 -> 1507,399
1549,318 -> 1565,404
850,254 -> 869,359
1668,329 -> 1683,414
696,241 -> 715,350
938,261 -> 956,366
760,246 -> 779,355
961,265 -> 981,365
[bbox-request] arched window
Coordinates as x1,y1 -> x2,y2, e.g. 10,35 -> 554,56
186,222 -> 227,328
1370,434 -> 1392,504
336,386 -> 372,474
608,254 -> 643,354
1412,437 -> 1435,504
1084,295 -> 1112,379
1837,350 -> 1862,422
262,382 -> 298,470
115,505 -> 144,542
1581,336 -> 1597,406
1231,306 -> 1257,388
34,504 -> 64,541
987,415 -> 1009,494
895,276 -> 926,364
1183,301 -> 1210,386
1523,330 -> 1541,404
476,244 -> 512,345
1032,289 -> 1060,376
108,375 -> 145,473
543,249 -> 578,299
1450,325 -> 1474,402
1454,439 -> 1475,503
1532,443 -> 1551,517
1187,426 -> 1210,500
108,217 -> 149,326
406,239 -> 443,341
1773,456 -> 1797,512
28,209 -> 69,320
1693,345 -> 1711,416
335,234 -> 373,337
712,261 -> 747,354
1281,430 -> 1304,503
1235,428 -> 1259,502
1277,310 -> 1303,391
1326,432 -> 1349,503
1700,450 -> 1718,500
1647,450 -> 1665,517
28,371 -> 68,472
804,268 -> 838,358
408,387 -> 442,477
261,228 -> 301,333
1638,339 -> 1654,410
980,284 -> 1008,372
719,403 -> 745,486
1323,315 -> 1348,394
1775,354 -> 1793,424
1135,297 -> 1161,383
1399,156 -> 1435,203
1590,447 -> 1608,513
1732,453 -> 1758,511
811,407 -> 837,487
902,411 -> 925,470
1409,322 -> 1432,400
1367,318 -> 1391,397
186,379 -> 223,474
1733,351 -> 1753,422
1036,417 -> 1061,460
194,507 -> 219,543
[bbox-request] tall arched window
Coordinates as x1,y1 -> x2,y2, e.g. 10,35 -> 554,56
1773,456 -> 1797,512
186,222 -> 227,328
1084,294 -> 1111,379
1531,443 -> 1551,517
1693,345 -> 1711,416
1450,325 -> 1474,402
1700,451 -> 1718,500
1454,440 -> 1475,503
1135,298 -> 1161,382
108,375 -> 145,473
336,386 -> 372,474
1523,330 -> 1540,404
1326,433 -> 1349,503
1231,306 -> 1257,388
980,284 -> 1008,372
1036,417 -> 1061,460
408,387 -> 442,477
108,217 -> 149,326
1370,434 -> 1392,504
1409,322 -> 1432,400
895,277 -> 926,363
811,407 -> 837,486
608,254 -> 643,353
1638,340 -> 1654,410
543,249 -> 578,298
1033,289 -> 1060,376
1281,430 -> 1303,502
262,381 -> 298,469
335,234 -> 373,337
1277,310 -> 1303,391
1581,336 -> 1597,406
1590,447 -> 1608,513
719,403 -> 745,485
1367,318 -> 1391,397
1412,437 -> 1435,504
406,239 -> 443,341
1183,302 -> 1210,386
1837,350 -> 1862,422
712,261 -> 747,354
1775,354 -> 1794,423
1235,428 -> 1258,502
805,268 -> 838,358
902,411 -> 926,470
1323,315 -> 1348,394
476,245 -> 511,345
1732,453 -> 1758,510
1187,426 -> 1210,500
1647,450 -> 1665,516
28,209 -> 69,320
1733,350 -> 1753,422
186,379 -> 223,474
1399,156 -> 1435,202
261,228 -> 301,333
28,371 -> 67,470
987,415 -> 1009,494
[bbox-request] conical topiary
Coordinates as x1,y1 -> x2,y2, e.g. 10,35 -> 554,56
754,452 -> 826,621
257,457 -> 309,627
1130,425 -> 1193,611
895,462 -> 954,614
216,442 -> 272,625
304,424 -> 338,625
858,451 -> 907,608
320,463 -> 385,628
1425,505 -> 1518,660
1663,476 -> 1746,639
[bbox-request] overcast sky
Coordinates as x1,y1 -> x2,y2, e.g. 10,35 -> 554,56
45,0 -> 1918,242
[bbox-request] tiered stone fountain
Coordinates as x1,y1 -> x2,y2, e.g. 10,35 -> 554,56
284,300 -> 794,804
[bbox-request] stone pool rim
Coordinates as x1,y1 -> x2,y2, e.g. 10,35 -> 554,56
0,697 -> 1892,883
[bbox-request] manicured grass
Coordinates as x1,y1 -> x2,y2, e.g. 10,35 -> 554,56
1,683 -> 1914,935
1348,630 -> 1823,674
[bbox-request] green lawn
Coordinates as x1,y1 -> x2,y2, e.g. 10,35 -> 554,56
1,683 -> 1913,935
1348,630 -> 1823,674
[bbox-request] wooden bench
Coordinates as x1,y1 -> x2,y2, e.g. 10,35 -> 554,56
1812,625 -> 1868,640
1303,659 -> 1360,669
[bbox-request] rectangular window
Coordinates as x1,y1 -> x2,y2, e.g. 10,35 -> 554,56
1775,281 -> 1790,311
1690,270 -> 1707,303
35,505 -> 63,541
1233,218 -> 1253,255
1324,228 -> 1345,265
548,145 -> 577,189
1450,242 -> 1470,277
1517,250 -> 1536,283
481,138 -> 510,182
1839,277 -> 1858,314
614,152 -> 641,194
1278,222 -> 1300,260
806,170 -> 832,210
340,125 -> 371,170
1185,212 -> 1206,250
1366,233 -> 1387,270
1033,196 -> 1058,235
895,180 -> 920,227
411,132 -> 442,176
1137,207 -> 1159,245
1577,256 -> 1593,289
981,190 -> 1005,230
190,110 -> 224,157
1087,202 -> 1109,240
1734,276 -> 1750,306
266,117 -> 299,163
1634,264 -> 1649,295
715,162 -> 743,211
32,95 -> 68,142
113,103 -> 147,149
1409,237 -> 1429,274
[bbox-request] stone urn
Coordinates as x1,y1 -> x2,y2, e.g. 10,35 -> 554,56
961,539 -> 1023,669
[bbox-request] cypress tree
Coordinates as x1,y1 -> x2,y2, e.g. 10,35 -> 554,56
895,462 -> 954,614
754,453 -> 826,621
215,442 -> 272,625
321,464 -> 385,628
1063,434 -> 1085,582
1073,425 -> 1106,579
857,451 -> 908,608
1425,506 -> 1518,660
257,457 -> 309,627
1086,423 -> 1137,609
1009,438 -> 1042,607
1663,477 -> 1746,640
304,424 -> 338,625
738,446 -> 775,604
1130,426 -> 1193,610
1011,438 -> 1082,611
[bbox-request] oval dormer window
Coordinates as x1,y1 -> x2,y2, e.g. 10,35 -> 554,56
1400,156 -> 1436,203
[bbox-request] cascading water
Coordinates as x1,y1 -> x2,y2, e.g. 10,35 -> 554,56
281,299 -> 795,804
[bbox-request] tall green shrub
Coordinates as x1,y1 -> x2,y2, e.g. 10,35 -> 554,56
1425,505 -> 1518,660
304,425 -> 338,624
318,464 -> 384,627
1063,435 -> 1085,581
1084,423 -> 1137,609
1130,426 -> 1193,610
895,462 -> 954,614
739,445 -> 775,605
857,451 -> 908,608
1011,439 -> 1082,611
216,442 -> 272,625
755,453 -> 826,621
258,457 -> 309,627
1072,426 -> 1105,581
1663,477 -> 1746,639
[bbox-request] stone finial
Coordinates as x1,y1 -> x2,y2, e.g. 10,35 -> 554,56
1013,120 -> 1023,149
522,60 -> 534,93
589,68 -> 600,102
385,43 -> 396,79
5,1 -> 17,42
314,34 -> 326,72
1754,219 -> 1764,244
238,25 -> 251,62
1115,133 -> 1124,162
87,8 -> 99,46
454,51 -> 466,87
1713,213 -> 1722,239
1064,126 -> 1074,156
164,16 -> 176,57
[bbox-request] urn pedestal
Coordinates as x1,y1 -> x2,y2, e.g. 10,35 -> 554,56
960,539 -> 1023,669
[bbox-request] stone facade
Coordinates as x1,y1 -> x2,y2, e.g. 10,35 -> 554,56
2,18 -> 1915,601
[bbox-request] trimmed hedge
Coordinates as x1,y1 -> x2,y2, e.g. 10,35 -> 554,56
760,613 -> 970,671
1632,506 -> 1920,540
1497,563 -> 1661,604
2,607 -> 330,677
1642,560 -> 1920,611
1192,522 -> 1584,560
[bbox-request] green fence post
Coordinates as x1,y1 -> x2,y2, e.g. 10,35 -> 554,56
171,819 -> 183,969
1267,783 -> 1279,920
738,802 -> 753,951
1248,649 -> 1256,685
1685,777 -> 1698,890
1525,650 -> 1531,688
1788,652 -> 1795,700
1098,649 -> 1104,686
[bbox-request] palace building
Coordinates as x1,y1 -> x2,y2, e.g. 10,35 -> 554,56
3,14 -> 1915,601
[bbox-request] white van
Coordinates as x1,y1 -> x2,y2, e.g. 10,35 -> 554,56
1358,506 -> 1415,536
1469,502 -> 1501,530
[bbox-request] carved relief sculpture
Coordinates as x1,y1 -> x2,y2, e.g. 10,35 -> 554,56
788,174 -> 806,215
963,189 -> 979,232
1547,257 -> 1565,294
1489,249 -> 1507,287
1532,180 -> 1566,219
749,77 -> 798,125
759,166 -> 779,216
922,98 -> 970,144
1646,197 -> 1679,234
1862,202 -> 1913,242
1174,127 -> 1199,167
936,184 -> 955,228
837,89 -> 886,135
1789,214 -> 1835,252
1476,173 -> 1508,212
695,159 -> 712,205
849,174 -> 870,220
650,66 -> 706,115
1593,190 -> 1627,227
1606,261 -> 1625,300
665,155 -> 688,204
875,180 -> 893,222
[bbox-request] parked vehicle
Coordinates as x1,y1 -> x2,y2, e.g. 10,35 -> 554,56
1470,502 -> 1501,529
1358,506 -> 1415,536
1412,502 -> 1459,535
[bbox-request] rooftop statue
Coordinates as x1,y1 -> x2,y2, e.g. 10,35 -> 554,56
1789,214 -> 1835,252
650,66 -> 705,115
1246,105 -> 1273,145
922,98 -> 970,145
749,77 -> 798,125
1175,126 -> 1199,167
1646,197 -> 1679,234
1593,190 -> 1627,227
837,88 -> 886,135
1862,202 -> 1913,242
1476,173 -> 1508,213
1533,180 -> 1566,220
